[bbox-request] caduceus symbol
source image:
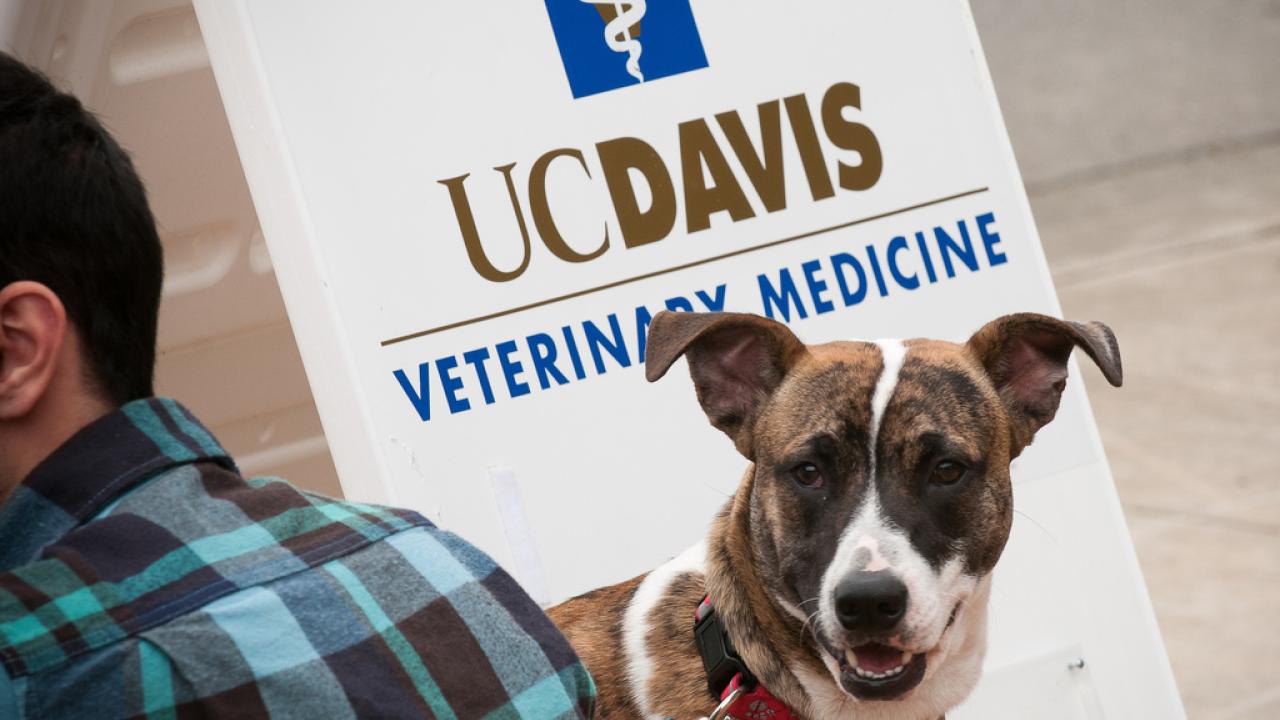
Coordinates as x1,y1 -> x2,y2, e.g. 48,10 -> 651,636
581,0 -> 646,83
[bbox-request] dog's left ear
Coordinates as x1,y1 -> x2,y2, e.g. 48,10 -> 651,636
967,312 -> 1122,454
646,311 -> 807,459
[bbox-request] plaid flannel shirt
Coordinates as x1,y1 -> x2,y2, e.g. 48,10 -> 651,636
0,398 -> 595,718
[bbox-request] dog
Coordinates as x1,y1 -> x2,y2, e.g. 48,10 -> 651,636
550,310 -> 1122,719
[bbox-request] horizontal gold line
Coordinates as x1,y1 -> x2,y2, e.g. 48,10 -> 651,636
380,187 -> 990,347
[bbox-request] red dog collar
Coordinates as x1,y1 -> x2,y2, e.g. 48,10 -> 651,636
715,672 -> 799,720
695,597 -> 800,720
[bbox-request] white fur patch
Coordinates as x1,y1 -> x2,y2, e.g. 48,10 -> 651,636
623,541 -> 706,718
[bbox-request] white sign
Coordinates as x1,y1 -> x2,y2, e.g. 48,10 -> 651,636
195,2 -> 1182,716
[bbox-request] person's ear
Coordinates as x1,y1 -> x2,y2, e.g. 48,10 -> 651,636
645,311 -> 808,459
966,312 -> 1122,455
0,282 -> 68,420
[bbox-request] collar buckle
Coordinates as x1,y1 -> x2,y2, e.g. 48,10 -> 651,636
693,596 -> 756,699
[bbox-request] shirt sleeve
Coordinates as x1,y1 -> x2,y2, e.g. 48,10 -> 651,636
143,524 -> 596,719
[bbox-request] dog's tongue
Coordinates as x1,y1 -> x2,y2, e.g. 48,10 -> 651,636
850,642 -> 911,673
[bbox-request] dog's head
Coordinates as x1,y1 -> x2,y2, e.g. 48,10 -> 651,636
646,311 -> 1121,703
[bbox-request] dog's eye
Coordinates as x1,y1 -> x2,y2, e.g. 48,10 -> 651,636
791,462 -> 824,488
931,460 -> 966,485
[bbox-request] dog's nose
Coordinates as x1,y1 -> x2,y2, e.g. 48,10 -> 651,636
834,572 -> 908,632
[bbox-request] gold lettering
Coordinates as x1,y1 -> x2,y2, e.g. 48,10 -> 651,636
821,82 -> 883,191
596,137 -> 677,249
529,148 -> 609,263
443,82 -> 882,283
438,166 -> 532,282
715,100 -> 786,214
782,93 -> 835,202
678,118 -> 755,233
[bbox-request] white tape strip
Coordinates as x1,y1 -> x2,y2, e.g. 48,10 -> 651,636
487,464 -> 552,607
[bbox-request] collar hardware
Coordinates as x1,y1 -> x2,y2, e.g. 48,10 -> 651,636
708,684 -> 747,720
694,596 -> 756,699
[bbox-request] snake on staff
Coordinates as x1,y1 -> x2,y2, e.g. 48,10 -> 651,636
580,0 -> 646,82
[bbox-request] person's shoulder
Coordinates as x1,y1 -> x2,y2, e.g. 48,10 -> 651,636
2,469 -> 595,717
0,466 -> 425,678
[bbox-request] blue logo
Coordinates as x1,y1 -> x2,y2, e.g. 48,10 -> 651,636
544,1 -> 709,99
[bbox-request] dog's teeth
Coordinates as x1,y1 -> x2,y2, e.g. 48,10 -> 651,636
851,665 -> 905,680
846,650 -> 914,682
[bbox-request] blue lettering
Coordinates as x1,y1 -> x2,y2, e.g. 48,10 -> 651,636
936,222 -> 978,278
634,305 -> 654,363
914,231 -> 938,283
802,259 -> 835,314
977,212 -> 1007,266
561,326 -> 587,380
496,340 -> 530,397
865,245 -> 889,297
664,296 -> 694,312
758,268 -> 808,322
694,284 -> 727,312
832,252 -> 867,306
584,314 -> 631,374
393,363 -> 431,422
461,348 -> 496,404
887,236 -> 919,290
527,333 -> 569,390
436,356 -> 470,413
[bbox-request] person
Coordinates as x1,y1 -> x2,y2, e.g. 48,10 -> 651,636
0,51 -> 594,718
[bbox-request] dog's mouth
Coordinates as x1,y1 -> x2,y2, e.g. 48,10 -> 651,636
831,642 -> 928,700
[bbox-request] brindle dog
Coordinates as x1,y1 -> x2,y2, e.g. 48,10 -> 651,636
551,310 -> 1122,719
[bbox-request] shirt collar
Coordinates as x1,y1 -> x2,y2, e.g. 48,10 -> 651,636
0,397 -> 234,571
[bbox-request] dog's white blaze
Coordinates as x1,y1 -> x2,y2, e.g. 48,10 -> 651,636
869,339 -> 907,458
623,541 -> 705,718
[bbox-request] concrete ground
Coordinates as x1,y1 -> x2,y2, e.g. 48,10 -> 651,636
972,1 -> 1280,717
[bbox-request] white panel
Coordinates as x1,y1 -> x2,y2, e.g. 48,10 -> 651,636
193,1 -> 1183,715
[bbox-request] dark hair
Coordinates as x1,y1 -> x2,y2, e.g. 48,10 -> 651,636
0,52 -> 163,406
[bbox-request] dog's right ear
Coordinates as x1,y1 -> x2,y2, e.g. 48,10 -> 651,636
645,311 -> 807,458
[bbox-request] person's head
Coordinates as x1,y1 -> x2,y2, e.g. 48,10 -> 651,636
0,51 -> 164,493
